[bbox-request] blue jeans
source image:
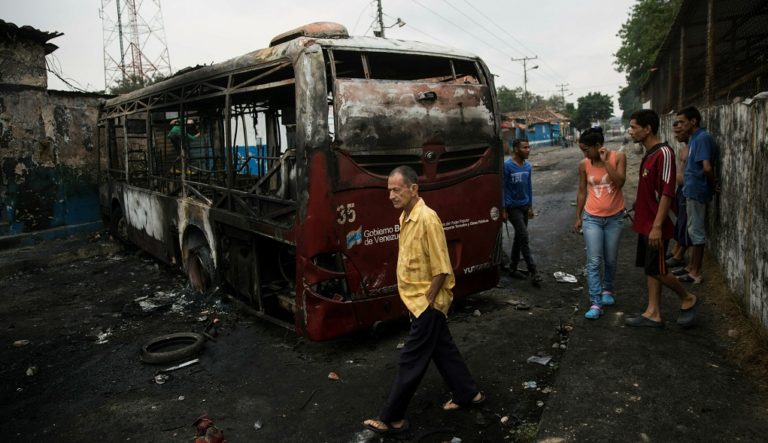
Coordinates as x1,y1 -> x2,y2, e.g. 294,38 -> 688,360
582,211 -> 624,306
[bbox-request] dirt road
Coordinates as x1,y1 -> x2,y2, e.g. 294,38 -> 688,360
3,141 -> 725,443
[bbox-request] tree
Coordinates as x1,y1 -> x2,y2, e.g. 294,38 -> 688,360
573,92 -> 613,130
614,0 -> 682,119
109,73 -> 167,95
496,85 -> 545,113
496,86 -> 524,113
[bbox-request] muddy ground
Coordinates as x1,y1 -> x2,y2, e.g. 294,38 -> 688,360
3,141 -> 765,442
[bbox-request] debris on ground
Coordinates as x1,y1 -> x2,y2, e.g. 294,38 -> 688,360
523,381 -> 538,390
193,414 -> 226,443
13,339 -> 30,347
327,371 -> 340,381
154,374 -> 170,384
396,342 -> 405,349
553,272 -> 578,283
527,355 -> 552,366
473,309 -> 482,317
253,420 -> 263,431
158,358 -> 200,374
26,366 -> 38,376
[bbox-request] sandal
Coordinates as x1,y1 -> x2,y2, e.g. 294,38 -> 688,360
442,392 -> 486,411
363,419 -> 409,434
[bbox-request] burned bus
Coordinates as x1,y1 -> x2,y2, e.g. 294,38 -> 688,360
97,22 -> 504,341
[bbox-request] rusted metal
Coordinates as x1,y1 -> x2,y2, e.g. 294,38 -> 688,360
98,22 -> 503,341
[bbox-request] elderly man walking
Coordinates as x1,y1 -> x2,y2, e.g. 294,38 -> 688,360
363,165 -> 484,435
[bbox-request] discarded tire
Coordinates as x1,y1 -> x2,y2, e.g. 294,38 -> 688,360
140,332 -> 206,364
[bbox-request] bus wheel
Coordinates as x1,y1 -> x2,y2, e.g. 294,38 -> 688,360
187,245 -> 215,293
140,332 -> 206,364
110,207 -> 130,244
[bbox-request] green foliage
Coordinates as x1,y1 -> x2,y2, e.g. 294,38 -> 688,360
614,0 -> 682,116
618,83 -> 642,122
573,92 -> 613,130
496,85 -> 544,113
109,73 -> 167,95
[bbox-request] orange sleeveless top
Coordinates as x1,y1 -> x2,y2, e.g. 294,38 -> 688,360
584,151 -> 625,217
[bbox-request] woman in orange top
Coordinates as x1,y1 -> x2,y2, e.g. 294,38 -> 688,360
573,127 -> 627,319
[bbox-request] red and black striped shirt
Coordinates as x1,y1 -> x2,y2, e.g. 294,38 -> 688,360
632,142 -> 676,239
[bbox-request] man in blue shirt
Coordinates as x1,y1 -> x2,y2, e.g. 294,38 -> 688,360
676,106 -> 717,284
503,138 -> 541,285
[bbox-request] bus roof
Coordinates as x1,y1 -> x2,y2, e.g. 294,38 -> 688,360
105,29 -> 480,107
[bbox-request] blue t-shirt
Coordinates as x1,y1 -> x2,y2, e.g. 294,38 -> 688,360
503,158 -> 532,207
683,128 -> 716,202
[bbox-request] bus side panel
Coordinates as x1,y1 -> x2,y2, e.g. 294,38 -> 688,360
114,184 -> 178,264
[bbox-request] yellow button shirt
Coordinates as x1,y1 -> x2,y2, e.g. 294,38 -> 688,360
397,198 -> 455,318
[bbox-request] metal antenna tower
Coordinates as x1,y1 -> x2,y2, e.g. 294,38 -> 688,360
100,0 -> 172,91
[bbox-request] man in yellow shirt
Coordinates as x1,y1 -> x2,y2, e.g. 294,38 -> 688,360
363,166 -> 484,435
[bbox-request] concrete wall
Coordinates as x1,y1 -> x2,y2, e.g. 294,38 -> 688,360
661,99 -> 768,329
0,37 -> 48,88
0,86 -> 106,236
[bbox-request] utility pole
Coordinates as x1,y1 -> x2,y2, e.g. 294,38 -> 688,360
556,83 -> 570,146
376,0 -> 385,38
511,56 -> 538,132
556,83 -> 569,110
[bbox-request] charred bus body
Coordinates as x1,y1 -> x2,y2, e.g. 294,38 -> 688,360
98,23 -> 504,341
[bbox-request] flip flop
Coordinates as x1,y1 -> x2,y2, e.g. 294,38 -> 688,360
624,315 -> 664,328
677,296 -> 699,327
442,392 -> 486,411
363,419 -> 409,434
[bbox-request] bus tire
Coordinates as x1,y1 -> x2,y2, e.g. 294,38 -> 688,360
140,332 -> 206,364
110,206 -> 130,244
187,245 -> 215,293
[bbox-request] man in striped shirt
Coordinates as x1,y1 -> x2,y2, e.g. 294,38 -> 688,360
625,109 -> 698,328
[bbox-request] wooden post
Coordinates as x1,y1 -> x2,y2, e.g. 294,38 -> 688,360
705,0 -> 715,107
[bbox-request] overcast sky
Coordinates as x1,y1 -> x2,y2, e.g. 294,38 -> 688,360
2,0 -> 636,114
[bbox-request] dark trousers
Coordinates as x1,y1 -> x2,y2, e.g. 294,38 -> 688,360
379,307 -> 478,422
506,206 -> 536,273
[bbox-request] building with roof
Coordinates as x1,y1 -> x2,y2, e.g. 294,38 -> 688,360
642,0 -> 768,112
502,108 -> 570,148
1,20 -> 111,243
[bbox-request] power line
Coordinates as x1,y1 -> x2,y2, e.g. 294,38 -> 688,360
440,0 -> 527,59
383,11 -> 524,81
459,0 -> 565,84
411,0 -> 526,70
351,1 -> 376,34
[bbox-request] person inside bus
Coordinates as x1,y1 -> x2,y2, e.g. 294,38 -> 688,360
168,118 -> 200,159
363,165 -> 484,435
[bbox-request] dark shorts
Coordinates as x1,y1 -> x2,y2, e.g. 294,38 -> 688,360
636,234 -> 669,276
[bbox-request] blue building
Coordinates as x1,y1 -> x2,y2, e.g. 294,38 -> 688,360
502,109 -> 570,148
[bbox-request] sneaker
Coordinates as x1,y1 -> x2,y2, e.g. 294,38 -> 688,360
665,257 -> 686,268
601,291 -> 615,306
678,274 -> 703,284
584,305 -> 603,319
671,267 -> 688,276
